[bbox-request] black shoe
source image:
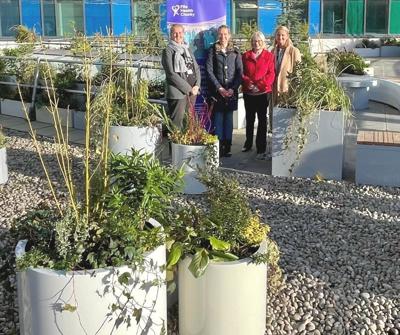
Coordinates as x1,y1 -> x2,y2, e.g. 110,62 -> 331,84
241,146 -> 252,152
223,151 -> 232,157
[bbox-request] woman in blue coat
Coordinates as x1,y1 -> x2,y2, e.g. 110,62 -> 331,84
206,25 -> 243,157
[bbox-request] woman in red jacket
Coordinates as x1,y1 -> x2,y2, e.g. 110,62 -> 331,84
241,31 -> 275,160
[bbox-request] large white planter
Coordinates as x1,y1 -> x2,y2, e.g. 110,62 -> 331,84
35,106 -> 73,127
380,46 -> 400,57
1,99 -> 30,119
353,48 -> 380,58
171,142 -> 219,195
179,240 -> 267,335
16,218 -> 167,335
0,147 -> 8,184
109,125 -> 161,156
272,107 -> 344,180
369,79 -> 400,111
233,95 -> 246,129
72,110 -> 86,130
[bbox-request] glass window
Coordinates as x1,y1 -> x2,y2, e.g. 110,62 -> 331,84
366,0 -> 389,34
0,0 -> 20,37
111,0 -> 131,35
346,0 -> 364,35
85,0 -> 111,35
233,0 -> 258,34
322,0 -> 345,34
43,0 -> 57,36
55,0 -> 84,36
389,0 -> 400,34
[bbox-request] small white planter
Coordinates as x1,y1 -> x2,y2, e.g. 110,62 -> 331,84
179,240 -> 267,335
380,46 -> 400,57
1,99 -> 30,119
16,218 -> 167,335
233,95 -> 246,129
272,107 -> 344,180
0,147 -> 8,184
35,106 -> 73,127
109,125 -> 161,156
353,48 -> 380,58
171,142 -> 219,195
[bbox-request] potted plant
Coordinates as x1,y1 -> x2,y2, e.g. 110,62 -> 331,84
166,173 -> 281,335
353,38 -> 380,58
91,43 -> 163,156
327,49 -> 369,76
380,37 -> 400,57
0,46 -> 34,119
0,126 -> 8,184
13,57 -> 184,333
165,101 -> 219,195
272,50 -> 351,180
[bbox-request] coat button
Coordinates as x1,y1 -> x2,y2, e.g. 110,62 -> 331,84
224,65 -> 228,69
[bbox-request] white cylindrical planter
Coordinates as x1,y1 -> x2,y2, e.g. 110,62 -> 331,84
17,219 -> 167,335
171,142 -> 219,195
109,125 -> 161,156
179,241 -> 267,335
0,148 -> 8,184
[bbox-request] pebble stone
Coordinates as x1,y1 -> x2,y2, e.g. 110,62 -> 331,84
0,130 -> 399,335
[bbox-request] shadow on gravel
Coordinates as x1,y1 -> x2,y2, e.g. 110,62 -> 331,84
235,172 -> 400,297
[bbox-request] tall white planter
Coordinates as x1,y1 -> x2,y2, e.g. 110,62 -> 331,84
109,125 -> 161,156
179,240 -> 267,335
0,147 -> 8,184
17,219 -> 167,335
171,142 -> 219,195
272,107 -> 344,180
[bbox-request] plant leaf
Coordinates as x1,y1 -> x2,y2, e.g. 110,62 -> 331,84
188,249 -> 209,278
167,243 -> 182,268
209,236 -> 230,251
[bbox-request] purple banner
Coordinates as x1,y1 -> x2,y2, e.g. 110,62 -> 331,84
167,0 -> 226,25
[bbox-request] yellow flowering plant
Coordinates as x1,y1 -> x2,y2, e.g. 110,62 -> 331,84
166,172 -> 282,289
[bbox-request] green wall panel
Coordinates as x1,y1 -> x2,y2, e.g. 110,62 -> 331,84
390,0 -> 400,34
346,0 -> 364,35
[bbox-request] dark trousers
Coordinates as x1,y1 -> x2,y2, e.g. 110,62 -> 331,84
167,95 -> 196,129
243,93 -> 271,154
212,107 -> 233,143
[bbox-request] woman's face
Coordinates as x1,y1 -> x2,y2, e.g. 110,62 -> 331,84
252,37 -> 264,52
171,26 -> 184,44
218,27 -> 230,46
275,30 -> 289,48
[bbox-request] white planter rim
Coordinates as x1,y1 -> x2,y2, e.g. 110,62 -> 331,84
110,124 -> 160,129
182,239 -> 267,267
171,141 -> 218,149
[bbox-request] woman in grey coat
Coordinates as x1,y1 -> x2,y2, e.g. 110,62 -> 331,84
162,24 -> 201,129
206,25 -> 242,157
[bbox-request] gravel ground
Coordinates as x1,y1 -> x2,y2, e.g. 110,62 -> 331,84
0,129 -> 399,335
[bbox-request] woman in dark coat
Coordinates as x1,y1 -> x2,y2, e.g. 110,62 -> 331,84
206,25 -> 243,157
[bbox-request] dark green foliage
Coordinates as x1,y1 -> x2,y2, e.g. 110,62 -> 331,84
277,0 -> 308,43
356,38 -> 380,49
327,49 -> 368,75
13,150 -> 183,271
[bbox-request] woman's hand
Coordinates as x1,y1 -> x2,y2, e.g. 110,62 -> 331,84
218,87 -> 229,98
191,85 -> 200,95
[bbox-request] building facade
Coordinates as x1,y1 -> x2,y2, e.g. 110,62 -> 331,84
0,0 -> 399,38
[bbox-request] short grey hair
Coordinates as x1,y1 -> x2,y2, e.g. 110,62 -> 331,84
217,25 -> 230,34
170,24 -> 184,36
251,31 -> 266,44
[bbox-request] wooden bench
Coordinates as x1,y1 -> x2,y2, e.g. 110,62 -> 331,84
356,130 -> 400,187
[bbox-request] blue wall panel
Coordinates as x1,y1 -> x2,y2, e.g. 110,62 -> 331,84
309,0 -> 321,35
112,0 -> 131,35
21,0 -> 42,34
85,0 -> 111,35
258,0 -> 282,35
160,2 -> 168,35
226,0 -> 231,26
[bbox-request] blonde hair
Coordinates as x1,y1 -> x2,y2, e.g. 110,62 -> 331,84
274,25 -> 292,48
251,31 -> 266,46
